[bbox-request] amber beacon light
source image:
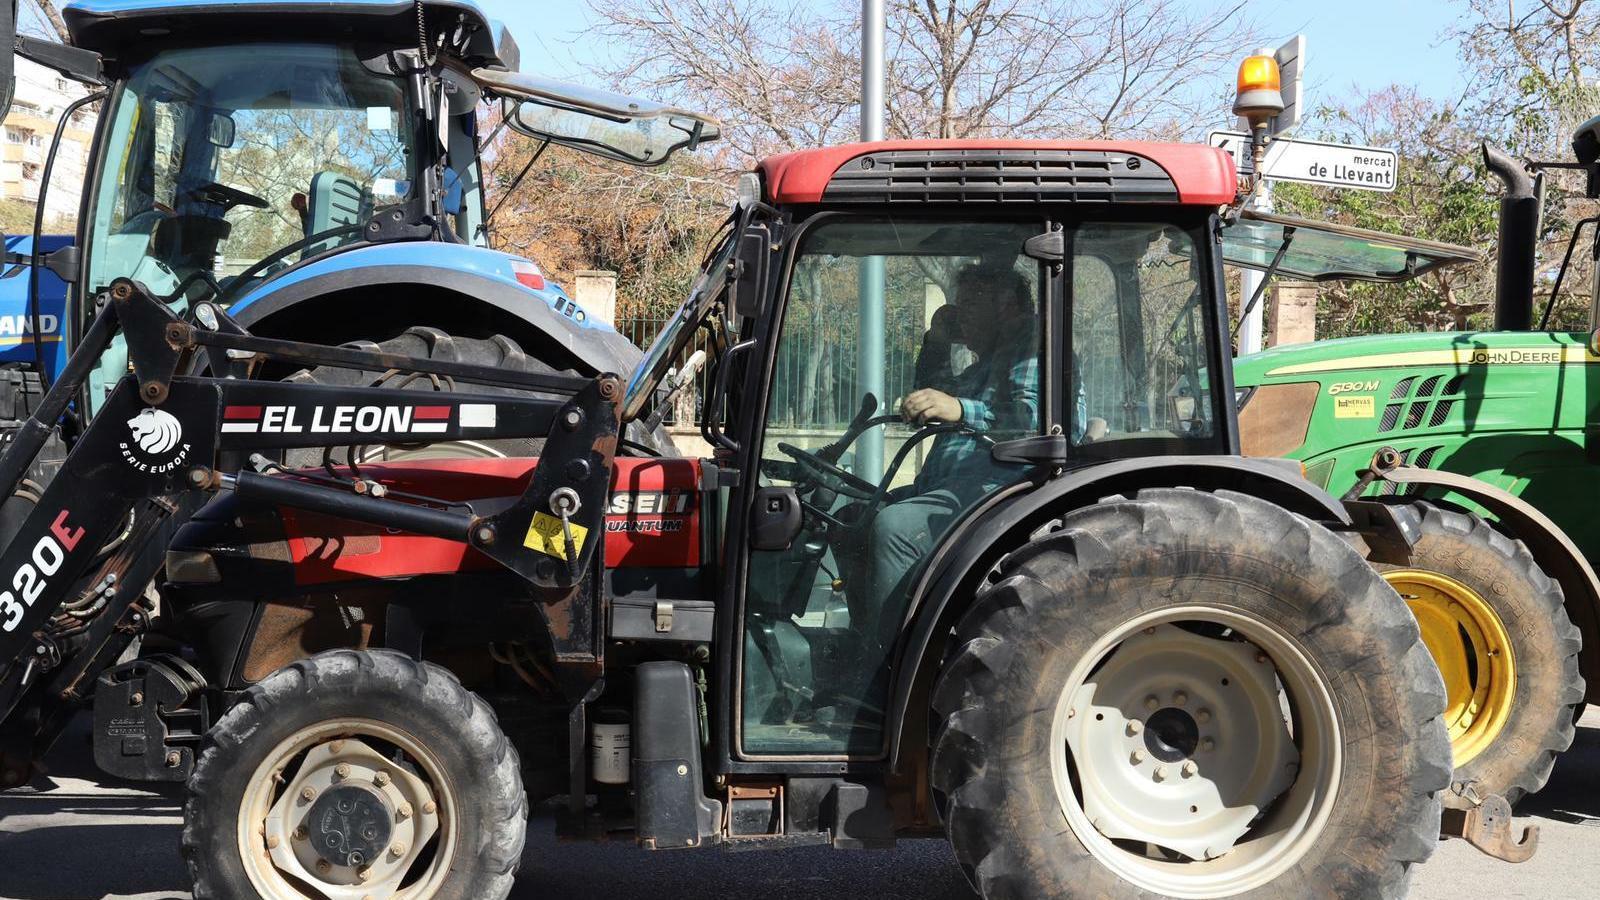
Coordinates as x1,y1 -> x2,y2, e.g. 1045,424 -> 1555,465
1233,51 -> 1284,124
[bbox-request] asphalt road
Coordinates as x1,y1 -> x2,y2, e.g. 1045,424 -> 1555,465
2,711 -> 1597,900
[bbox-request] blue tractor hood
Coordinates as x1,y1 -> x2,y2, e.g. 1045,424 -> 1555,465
63,0 -> 518,70
226,241 -> 644,379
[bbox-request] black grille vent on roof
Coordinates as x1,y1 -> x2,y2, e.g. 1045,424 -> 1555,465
820,149 -> 1181,204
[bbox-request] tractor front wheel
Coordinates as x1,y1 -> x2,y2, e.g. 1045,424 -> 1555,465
182,649 -> 526,900
1374,501 -> 1583,807
931,489 -> 1450,899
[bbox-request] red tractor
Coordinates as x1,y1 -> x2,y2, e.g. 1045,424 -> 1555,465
0,138 -> 1524,899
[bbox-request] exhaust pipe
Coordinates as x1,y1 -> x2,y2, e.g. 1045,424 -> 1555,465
1483,143 -> 1538,332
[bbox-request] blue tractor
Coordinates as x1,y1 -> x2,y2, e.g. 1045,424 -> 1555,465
0,0 -> 717,457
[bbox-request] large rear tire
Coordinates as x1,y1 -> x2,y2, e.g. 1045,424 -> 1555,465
182,649 -> 526,900
1374,501 -> 1583,808
283,326 -> 565,464
930,489 -> 1450,899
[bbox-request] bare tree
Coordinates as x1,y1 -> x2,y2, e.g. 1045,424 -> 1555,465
25,0 -> 70,43
590,0 -> 1257,166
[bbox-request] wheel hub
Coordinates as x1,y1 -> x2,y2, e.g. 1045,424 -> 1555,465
305,783 -> 394,869
1062,623 -> 1298,860
1144,707 -> 1200,762
256,734 -> 442,900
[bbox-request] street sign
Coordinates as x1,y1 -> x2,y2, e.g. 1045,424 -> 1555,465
1275,36 -> 1304,132
1208,130 -> 1398,192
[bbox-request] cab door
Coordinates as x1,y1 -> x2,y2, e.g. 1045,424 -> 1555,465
726,215 -> 1050,760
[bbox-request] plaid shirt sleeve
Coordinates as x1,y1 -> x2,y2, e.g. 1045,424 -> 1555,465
957,348 -> 1041,434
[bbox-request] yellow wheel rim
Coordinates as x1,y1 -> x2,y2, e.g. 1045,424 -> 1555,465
1384,569 -> 1516,766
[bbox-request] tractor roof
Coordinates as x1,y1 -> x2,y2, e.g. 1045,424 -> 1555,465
63,0 -> 515,69
757,140 -> 1237,207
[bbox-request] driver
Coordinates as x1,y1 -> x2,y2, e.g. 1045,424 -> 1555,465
857,265 -> 1040,651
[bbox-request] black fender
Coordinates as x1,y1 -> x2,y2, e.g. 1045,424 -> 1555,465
1374,465 -> 1600,705
231,265 -> 644,378
886,455 -> 1351,771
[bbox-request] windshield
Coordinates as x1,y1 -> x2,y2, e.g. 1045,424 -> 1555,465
84,43 -> 416,299
623,224 -> 737,419
1222,209 -> 1481,282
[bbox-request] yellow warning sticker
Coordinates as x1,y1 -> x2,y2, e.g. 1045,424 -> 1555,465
523,511 -> 589,560
1333,396 -> 1375,419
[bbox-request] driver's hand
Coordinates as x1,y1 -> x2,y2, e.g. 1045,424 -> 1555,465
901,389 -> 962,425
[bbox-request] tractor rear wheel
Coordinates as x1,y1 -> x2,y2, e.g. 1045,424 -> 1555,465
1374,501 -> 1583,808
182,649 -> 526,900
931,489 -> 1450,899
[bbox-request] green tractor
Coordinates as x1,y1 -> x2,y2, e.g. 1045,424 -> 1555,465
1233,127 -> 1600,809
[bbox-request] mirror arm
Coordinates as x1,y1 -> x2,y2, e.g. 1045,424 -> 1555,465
704,340 -> 755,455
1232,225 -> 1296,339
482,137 -> 549,236
1540,215 -> 1598,330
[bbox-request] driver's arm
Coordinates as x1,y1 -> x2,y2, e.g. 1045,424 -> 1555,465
957,350 -> 1039,434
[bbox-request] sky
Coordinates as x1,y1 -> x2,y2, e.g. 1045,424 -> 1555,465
483,0 -> 1472,138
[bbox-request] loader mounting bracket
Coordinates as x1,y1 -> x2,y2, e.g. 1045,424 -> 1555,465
1439,793 -> 1538,863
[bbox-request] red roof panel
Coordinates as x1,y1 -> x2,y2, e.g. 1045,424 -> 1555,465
756,139 -> 1237,206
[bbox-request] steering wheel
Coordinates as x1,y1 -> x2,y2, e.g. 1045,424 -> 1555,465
778,442 -> 879,500
184,181 -> 270,211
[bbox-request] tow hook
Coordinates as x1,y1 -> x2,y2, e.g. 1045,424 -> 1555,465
1438,793 -> 1538,863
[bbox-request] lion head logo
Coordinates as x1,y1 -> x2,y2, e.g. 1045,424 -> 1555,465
127,408 -> 182,456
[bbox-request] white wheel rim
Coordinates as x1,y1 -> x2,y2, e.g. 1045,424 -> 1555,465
237,718 -> 457,900
1049,605 -> 1343,898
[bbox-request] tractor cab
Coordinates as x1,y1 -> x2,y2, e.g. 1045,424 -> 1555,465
627,141 -> 1246,755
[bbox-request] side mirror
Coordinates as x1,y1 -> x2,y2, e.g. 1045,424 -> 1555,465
729,223 -> 771,322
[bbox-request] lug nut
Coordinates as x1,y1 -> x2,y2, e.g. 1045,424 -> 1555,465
397,802 -> 413,820
266,835 -> 280,849
389,842 -> 406,859
1125,720 -> 1143,736
1172,690 -> 1188,707
1153,766 -> 1169,782
294,825 -> 308,840
1196,708 -> 1211,724
316,859 -> 332,874
1182,761 -> 1198,778
130,692 -> 144,706
334,763 -> 352,780
300,787 -> 316,802
1144,695 -> 1160,711
1200,738 -> 1215,752
1129,750 -> 1145,765
328,741 -> 345,754
374,771 -> 391,787
422,800 -> 437,815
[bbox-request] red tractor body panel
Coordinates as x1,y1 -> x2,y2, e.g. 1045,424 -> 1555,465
757,139 -> 1238,205
279,457 -> 702,586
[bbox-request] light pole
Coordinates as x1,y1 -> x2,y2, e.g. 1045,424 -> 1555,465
856,0 -> 886,479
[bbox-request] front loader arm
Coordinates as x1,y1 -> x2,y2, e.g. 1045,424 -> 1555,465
0,279 -> 621,724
